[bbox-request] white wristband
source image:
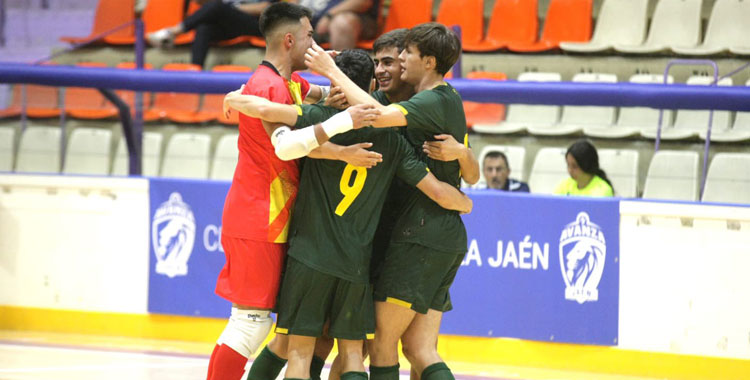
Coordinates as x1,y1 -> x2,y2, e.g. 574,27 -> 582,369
320,110 -> 353,138
319,85 -> 331,100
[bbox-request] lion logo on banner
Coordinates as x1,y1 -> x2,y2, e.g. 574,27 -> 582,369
559,212 -> 606,304
152,192 -> 196,278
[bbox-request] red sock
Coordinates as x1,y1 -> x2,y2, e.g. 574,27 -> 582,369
206,344 -> 220,379
206,344 -> 248,380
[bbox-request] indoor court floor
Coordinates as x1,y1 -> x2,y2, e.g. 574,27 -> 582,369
0,331 -> 661,380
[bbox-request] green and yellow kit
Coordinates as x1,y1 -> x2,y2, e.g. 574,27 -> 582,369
374,83 -> 470,313
275,104 -> 430,338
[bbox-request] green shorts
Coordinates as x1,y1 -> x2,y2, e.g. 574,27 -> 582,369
275,256 -> 375,340
374,242 -> 465,314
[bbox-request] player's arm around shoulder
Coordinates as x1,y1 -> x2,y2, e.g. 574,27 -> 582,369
416,173 -> 473,214
305,106 -> 383,167
223,84 -> 299,126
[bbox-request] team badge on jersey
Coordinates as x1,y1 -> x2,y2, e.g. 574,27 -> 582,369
559,212 -> 606,304
152,192 -> 196,278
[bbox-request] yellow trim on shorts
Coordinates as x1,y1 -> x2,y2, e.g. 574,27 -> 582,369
274,327 -> 288,334
389,104 -> 408,115
293,104 -> 303,116
385,297 -> 412,309
366,333 -> 375,340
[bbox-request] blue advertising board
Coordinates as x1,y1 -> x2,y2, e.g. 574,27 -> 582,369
442,190 -> 620,345
148,177 -> 232,318
147,178 -> 619,345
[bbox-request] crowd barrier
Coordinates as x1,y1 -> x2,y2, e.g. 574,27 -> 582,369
2,62 -> 750,110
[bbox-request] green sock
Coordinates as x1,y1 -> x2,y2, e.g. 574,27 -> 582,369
369,364 -> 399,380
341,371 -> 368,380
420,362 -> 454,380
247,346 -> 287,380
309,355 -> 326,380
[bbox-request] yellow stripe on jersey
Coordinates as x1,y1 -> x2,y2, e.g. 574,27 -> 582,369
366,333 -> 375,340
293,104 -> 303,116
459,133 -> 469,181
389,104 -> 408,115
288,80 -> 303,105
385,297 -> 412,309
275,219 -> 291,244
268,170 -> 295,243
275,327 -> 288,334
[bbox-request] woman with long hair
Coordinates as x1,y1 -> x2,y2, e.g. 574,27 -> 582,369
554,139 -> 614,197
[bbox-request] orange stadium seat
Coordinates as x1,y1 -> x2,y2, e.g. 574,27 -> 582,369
218,35 -> 249,46
167,64 -> 253,124
66,62 -> 119,120
464,0 -> 538,52
106,0 -> 196,45
0,83 -> 61,119
381,0 -> 433,34
60,0 -> 135,44
463,71 -> 507,128
248,36 -> 266,48
146,63 -> 203,121
508,0 -> 593,53
114,62 -> 159,122
436,0 -> 484,49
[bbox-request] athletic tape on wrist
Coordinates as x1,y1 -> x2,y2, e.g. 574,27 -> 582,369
319,85 -> 331,100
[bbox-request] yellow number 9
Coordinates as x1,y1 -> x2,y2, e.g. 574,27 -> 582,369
335,164 -> 367,216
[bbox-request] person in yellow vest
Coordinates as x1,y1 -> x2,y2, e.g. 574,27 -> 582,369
554,139 -> 614,197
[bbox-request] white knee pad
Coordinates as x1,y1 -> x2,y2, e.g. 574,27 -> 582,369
217,308 -> 273,358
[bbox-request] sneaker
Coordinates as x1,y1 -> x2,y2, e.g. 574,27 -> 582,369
146,28 -> 174,48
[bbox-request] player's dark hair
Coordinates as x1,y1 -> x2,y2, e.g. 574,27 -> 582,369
372,28 -> 408,54
484,151 -> 509,170
403,22 -> 461,75
335,49 -> 375,92
259,2 -> 313,38
566,139 -> 614,192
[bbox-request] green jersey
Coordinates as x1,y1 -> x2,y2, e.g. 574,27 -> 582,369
293,102 -> 339,129
388,83 -> 468,253
371,90 -> 391,106
287,125 -> 430,284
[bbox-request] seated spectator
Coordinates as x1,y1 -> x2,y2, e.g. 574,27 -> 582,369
147,0 -> 276,67
554,139 -> 614,197
478,151 -> 530,192
296,0 -> 380,51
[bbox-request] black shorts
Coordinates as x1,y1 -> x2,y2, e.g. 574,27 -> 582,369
275,257 -> 375,340
374,242 -> 465,314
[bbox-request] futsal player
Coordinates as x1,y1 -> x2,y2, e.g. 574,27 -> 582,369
207,4 -> 379,380
305,22 -> 473,380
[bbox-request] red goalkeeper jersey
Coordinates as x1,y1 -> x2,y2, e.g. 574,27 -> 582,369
221,61 -> 310,243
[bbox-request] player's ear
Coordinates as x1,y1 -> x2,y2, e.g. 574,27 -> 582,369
284,32 -> 294,49
369,78 -> 376,93
424,55 -> 437,72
